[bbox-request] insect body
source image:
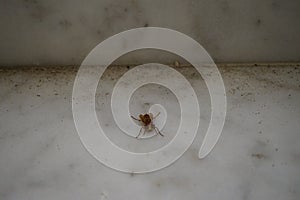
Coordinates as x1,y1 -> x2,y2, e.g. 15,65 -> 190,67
131,112 -> 164,138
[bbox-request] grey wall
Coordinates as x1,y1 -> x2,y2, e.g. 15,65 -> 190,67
0,0 -> 299,66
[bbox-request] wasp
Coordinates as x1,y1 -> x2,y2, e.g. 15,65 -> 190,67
131,112 -> 164,138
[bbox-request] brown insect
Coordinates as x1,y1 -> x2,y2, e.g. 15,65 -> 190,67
131,112 -> 164,138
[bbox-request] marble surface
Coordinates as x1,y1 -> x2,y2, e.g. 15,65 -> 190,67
0,0 -> 300,66
0,63 -> 300,200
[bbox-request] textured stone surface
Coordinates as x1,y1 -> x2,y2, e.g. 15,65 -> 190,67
0,0 -> 300,66
0,63 -> 299,200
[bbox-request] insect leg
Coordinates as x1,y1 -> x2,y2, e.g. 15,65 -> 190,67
154,126 -> 164,137
153,112 -> 160,119
142,128 -> 146,136
131,116 -> 141,121
136,127 -> 143,138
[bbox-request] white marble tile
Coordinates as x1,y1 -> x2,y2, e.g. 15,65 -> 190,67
0,64 -> 299,200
